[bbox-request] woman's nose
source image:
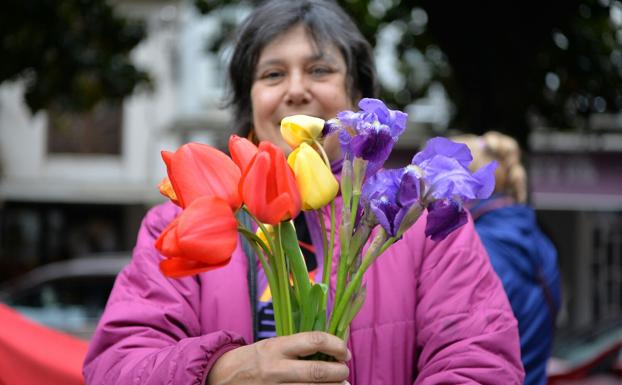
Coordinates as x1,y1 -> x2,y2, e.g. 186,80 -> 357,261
285,72 -> 311,105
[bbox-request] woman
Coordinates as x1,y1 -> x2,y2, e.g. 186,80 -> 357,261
83,1 -> 524,384
453,131 -> 561,385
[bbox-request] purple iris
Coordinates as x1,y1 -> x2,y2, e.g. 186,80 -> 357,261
412,136 -> 473,169
412,137 -> 497,201
323,118 -> 341,137
358,98 -> 408,137
410,137 -> 497,240
361,137 -> 498,240
425,200 -> 468,241
361,168 -> 420,237
334,99 -> 407,173
349,121 -> 394,167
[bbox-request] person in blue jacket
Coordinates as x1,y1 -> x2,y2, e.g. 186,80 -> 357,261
453,131 -> 562,385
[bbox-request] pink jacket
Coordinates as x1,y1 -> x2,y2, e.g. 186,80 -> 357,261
83,201 -> 524,384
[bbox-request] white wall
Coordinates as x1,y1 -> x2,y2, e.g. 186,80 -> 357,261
0,0 -> 228,205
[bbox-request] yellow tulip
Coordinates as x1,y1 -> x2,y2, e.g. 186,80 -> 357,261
287,143 -> 339,210
255,224 -> 275,252
280,115 -> 325,149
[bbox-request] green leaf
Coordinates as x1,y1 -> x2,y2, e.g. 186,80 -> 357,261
289,283 -> 301,333
280,221 -> 312,301
336,286 -> 366,339
300,283 -> 328,332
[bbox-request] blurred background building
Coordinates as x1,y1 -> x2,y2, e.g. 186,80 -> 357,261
1,0 -> 621,341
0,0 -> 228,279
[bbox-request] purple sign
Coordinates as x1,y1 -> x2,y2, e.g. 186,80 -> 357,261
530,152 -> 622,209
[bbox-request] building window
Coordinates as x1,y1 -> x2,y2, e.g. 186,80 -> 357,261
47,101 -> 123,155
0,202 -> 146,282
591,212 -> 622,323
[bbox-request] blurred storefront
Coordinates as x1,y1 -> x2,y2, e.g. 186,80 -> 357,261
529,131 -> 622,332
0,0 -> 231,282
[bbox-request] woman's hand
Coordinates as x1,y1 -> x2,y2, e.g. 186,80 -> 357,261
207,331 -> 351,384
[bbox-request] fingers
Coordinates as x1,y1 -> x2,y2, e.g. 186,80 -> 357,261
288,383 -> 350,385
276,359 -> 350,383
279,332 -> 351,362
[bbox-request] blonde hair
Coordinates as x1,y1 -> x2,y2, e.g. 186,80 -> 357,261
451,131 -> 527,203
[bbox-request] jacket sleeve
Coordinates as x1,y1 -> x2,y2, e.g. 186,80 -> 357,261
83,203 -> 247,385
412,215 -> 525,385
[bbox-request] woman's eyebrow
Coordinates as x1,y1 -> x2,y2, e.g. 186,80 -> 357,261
256,52 -> 339,70
256,59 -> 284,70
308,51 -> 338,64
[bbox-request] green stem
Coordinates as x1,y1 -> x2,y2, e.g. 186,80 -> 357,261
331,200 -> 352,328
335,286 -> 366,339
317,209 -> 328,280
239,208 -> 286,334
242,206 -> 277,255
345,216 -> 373,271
318,202 -> 336,315
274,224 -> 294,335
238,228 -> 282,336
379,236 -> 398,255
312,139 -> 331,168
350,193 -> 360,230
330,158 -> 353,323
340,158 -> 353,214
237,227 -> 271,258
328,229 -> 388,334
329,203 -> 336,267
280,220 -> 311,306
349,158 -> 367,226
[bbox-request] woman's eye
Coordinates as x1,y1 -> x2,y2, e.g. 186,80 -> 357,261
261,71 -> 284,80
310,66 -> 333,76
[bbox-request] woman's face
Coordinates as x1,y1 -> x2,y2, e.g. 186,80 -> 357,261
250,24 -> 352,159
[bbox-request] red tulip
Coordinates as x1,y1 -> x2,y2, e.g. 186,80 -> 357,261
155,216 -> 183,258
228,135 -> 258,173
240,141 -> 301,225
155,196 -> 238,278
162,143 -> 241,209
159,257 -> 230,278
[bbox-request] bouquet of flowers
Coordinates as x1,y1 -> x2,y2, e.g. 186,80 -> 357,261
155,98 -> 496,340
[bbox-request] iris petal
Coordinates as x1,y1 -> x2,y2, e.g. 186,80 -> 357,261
425,200 -> 468,241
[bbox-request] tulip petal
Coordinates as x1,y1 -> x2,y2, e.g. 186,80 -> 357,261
263,193 -> 297,224
176,196 -> 238,263
229,135 -> 258,173
288,144 -> 338,210
164,143 -> 241,209
272,145 -> 301,215
280,115 -> 325,148
155,216 -> 183,258
160,258 -> 229,278
240,142 -> 301,225
241,152 -> 270,218
161,150 -> 174,168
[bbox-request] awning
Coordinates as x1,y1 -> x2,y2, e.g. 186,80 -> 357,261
0,304 -> 88,385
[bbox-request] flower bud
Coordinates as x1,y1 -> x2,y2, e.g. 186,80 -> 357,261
280,115 -> 325,148
287,143 -> 338,210
240,142 -> 301,225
